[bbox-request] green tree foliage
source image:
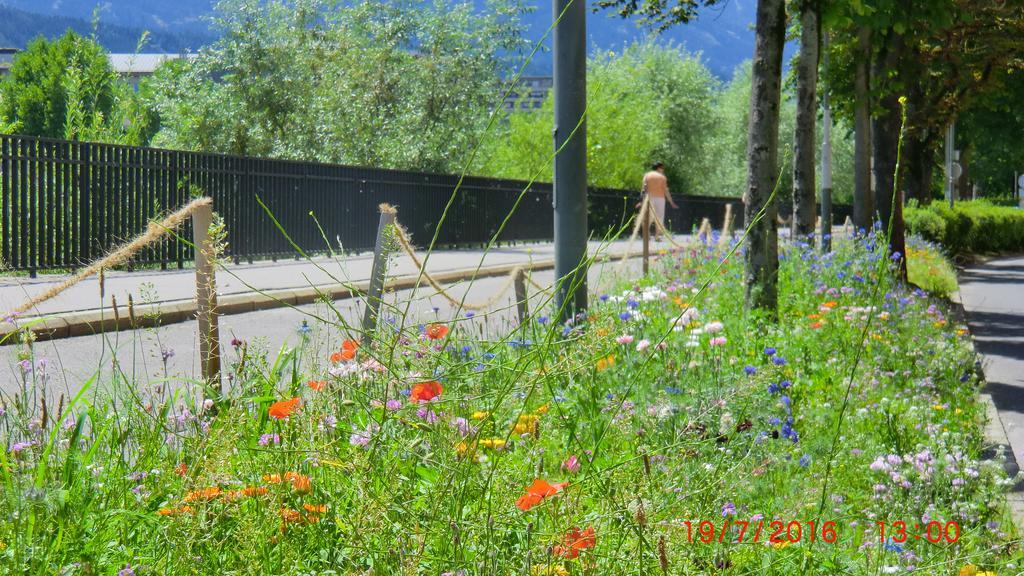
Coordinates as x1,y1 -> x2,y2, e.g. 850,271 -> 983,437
0,31 -> 116,138
0,30 -> 155,145
147,0 -> 528,173
478,43 -> 718,193
960,70 -> 1024,199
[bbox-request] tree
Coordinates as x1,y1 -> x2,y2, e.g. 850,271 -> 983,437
147,0 -> 528,173
0,30 -> 116,138
791,0 -> 820,238
743,0 -> 787,313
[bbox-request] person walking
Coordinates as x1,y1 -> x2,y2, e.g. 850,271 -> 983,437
638,162 -> 678,240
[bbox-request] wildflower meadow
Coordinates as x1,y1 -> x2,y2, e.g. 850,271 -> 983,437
0,230 -> 1019,575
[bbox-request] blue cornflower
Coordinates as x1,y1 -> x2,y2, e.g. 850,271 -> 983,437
482,352 -> 496,360
297,320 -> 312,335
461,345 -> 472,356
767,383 -> 780,395
399,388 -> 411,396
619,311 -> 632,321
764,347 -> 777,356
798,454 -> 811,468
780,395 -> 792,413
772,356 -> 787,366
779,379 -> 791,389
509,339 -> 532,348
605,393 -> 615,401
474,363 -> 485,372
561,326 -> 572,336
599,294 -> 609,302
883,539 -> 904,553
768,416 -> 781,426
664,386 -> 682,395
465,311 -> 475,318
626,298 -> 639,309
744,365 -> 757,376
554,392 -> 567,402
538,316 -> 549,325
852,274 -> 865,283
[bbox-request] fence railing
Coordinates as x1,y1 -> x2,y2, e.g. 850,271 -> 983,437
0,134 -> 851,274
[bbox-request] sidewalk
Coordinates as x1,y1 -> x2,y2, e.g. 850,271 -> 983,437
958,255 -> 1024,487
1,236 -> 687,337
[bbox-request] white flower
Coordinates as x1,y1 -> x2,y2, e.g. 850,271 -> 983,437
704,321 -> 724,334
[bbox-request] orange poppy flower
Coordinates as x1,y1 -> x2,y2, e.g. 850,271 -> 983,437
410,380 -> 443,403
515,478 -> 568,512
425,323 -> 449,340
307,380 -> 327,392
184,487 -> 222,502
809,321 -> 824,329
822,300 -> 838,309
174,462 -> 187,477
303,503 -> 327,514
268,397 -> 301,419
157,505 -> 194,516
554,526 -> 596,558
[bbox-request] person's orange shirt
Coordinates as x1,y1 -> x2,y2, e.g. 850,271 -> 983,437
642,171 -> 668,198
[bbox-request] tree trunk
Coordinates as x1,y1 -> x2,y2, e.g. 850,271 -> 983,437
853,26 -> 873,231
743,0 -> 786,315
792,0 -> 819,240
904,132 -> 937,204
872,32 -> 907,279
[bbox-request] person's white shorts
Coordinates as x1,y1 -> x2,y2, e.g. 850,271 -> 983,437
649,196 -> 666,227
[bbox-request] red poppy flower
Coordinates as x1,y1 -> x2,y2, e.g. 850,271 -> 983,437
410,381 -> 443,403
554,526 -> 596,558
307,380 -> 327,392
425,324 -> 449,340
268,397 -> 301,419
515,478 -> 568,512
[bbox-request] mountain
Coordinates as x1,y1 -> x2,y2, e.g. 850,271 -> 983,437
2,0 -> 766,78
0,4 -> 211,52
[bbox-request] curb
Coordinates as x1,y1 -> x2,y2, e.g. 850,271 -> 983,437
1,247 -> 662,344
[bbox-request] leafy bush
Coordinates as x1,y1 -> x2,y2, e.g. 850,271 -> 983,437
905,199 -> 1024,255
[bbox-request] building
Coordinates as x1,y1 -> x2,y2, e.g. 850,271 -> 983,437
503,76 -> 552,111
108,53 -> 196,89
0,49 -> 194,88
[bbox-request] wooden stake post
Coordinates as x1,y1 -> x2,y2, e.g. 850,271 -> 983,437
642,199 -> 650,276
362,204 -> 397,345
192,201 -> 222,392
514,268 -> 529,325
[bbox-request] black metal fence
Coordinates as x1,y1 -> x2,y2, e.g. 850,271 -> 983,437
0,134 -> 850,274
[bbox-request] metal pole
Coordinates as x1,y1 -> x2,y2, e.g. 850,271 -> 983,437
820,32 -> 833,252
945,123 -> 955,208
642,204 -> 650,276
553,0 -> 587,322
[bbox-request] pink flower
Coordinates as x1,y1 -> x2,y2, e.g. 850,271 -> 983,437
709,336 -> 727,347
704,321 -> 724,334
561,455 -> 581,474
616,334 -> 634,345
635,339 -> 650,352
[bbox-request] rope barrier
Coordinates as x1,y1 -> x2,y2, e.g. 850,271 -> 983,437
391,219 -> 523,311
10,197 -> 213,317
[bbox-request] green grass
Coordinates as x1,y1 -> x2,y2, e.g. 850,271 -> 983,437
0,229 -> 1018,575
907,236 -> 959,297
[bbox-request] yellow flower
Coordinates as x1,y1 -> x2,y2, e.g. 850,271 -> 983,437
535,403 -> 550,414
512,414 -> 539,436
595,327 -> 609,337
956,328 -> 969,336
479,438 -> 507,450
471,411 -> 489,420
934,320 -> 948,328
532,565 -> 569,576
934,404 -> 946,411
770,539 -> 792,550
596,354 -> 615,371
959,565 -> 979,576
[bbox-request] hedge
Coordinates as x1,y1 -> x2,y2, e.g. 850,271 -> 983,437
905,199 -> 1024,255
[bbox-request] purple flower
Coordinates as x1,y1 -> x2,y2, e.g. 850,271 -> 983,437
118,566 -> 135,576
10,440 -> 35,454
763,347 -> 776,356
772,356 -> 787,366
744,365 -> 757,376
350,430 -> 371,447
258,433 -> 280,446
385,399 -> 402,411
721,502 -> 736,517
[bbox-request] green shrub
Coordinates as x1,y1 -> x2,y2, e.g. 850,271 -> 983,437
905,199 -> 1024,255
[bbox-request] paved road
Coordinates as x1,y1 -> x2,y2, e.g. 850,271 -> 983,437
959,255 -> 1024,469
0,240 -> 667,396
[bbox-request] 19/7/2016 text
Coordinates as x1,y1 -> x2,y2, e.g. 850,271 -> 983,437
681,520 -> 961,545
